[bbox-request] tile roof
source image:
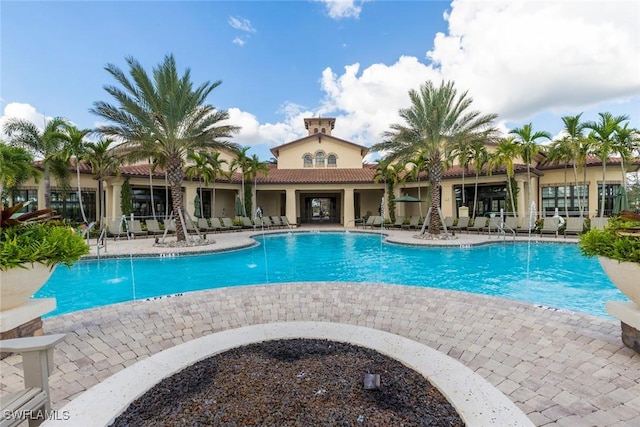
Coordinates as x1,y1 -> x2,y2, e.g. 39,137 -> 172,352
270,134 -> 369,158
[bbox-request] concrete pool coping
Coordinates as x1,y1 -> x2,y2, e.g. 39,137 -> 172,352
43,321 -> 534,426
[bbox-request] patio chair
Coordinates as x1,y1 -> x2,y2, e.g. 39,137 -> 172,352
366,216 -> 382,229
240,216 -> 254,229
197,218 -> 214,232
504,216 -> 518,233
221,217 -> 242,232
402,216 -> 421,230
280,216 -> 294,228
517,215 -> 536,234
0,333 -> 66,427
485,217 -> 502,234
107,219 -> 128,240
145,219 -> 164,235
163,219 -> 176,234
563,217 -> 585,238
439,216 -> 454,230
450,216 -> 470,233
210,217 -> 230,232
270,216 -> 284,228
467,217 -> 487,234
128,219 -> 148,238
590,217 -> 608,230
390,216 -> 404,229
183,219 -> 198,233
539,217 -> 560,238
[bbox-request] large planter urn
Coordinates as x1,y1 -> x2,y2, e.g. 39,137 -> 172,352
599,256 -> 640,307
0,263 -> 54,311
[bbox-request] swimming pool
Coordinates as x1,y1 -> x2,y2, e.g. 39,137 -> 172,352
36,232 -> 624,318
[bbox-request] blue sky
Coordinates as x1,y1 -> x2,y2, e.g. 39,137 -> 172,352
2,0 -> 639,161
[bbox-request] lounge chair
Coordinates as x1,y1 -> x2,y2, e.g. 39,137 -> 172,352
390,216 -> 404,229
262,217 -> 274,229
280,216 -> 294,228
563,217 -> 585,237
0,334 -> 66,427
128,219 -> 148,238
145,219 -> 164,235
402,216 -> 421,230
367,216 -> 382,229
210,217 -> 229,232
197,218 -> 214,232
590,217 -> 608,230
239,216 -> 254,229
485,217 -> 502,234
467,217 -> 487,234
270,216 -> 284,228
504,216 -> 518,233
221,217 -> 242,231
450,217 -> 470,233
439,216 -> 454,230
517,216 -> 536,234
539,217 -> 560,238
107,219 -> 128,240
163,219 -> 176,234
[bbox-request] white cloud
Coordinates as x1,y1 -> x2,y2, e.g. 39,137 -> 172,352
228,16 -> 256,33
0,103 -> 51,140
232,37 -> 247,47
317,0 -> 364,20
428,0 -> 640,122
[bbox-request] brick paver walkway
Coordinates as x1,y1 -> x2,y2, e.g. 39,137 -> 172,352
1,229 -> 639,426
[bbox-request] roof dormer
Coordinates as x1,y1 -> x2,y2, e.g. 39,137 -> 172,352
304,117 -> 335,136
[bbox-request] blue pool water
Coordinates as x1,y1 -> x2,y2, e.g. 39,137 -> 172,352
37,232 -> 624,318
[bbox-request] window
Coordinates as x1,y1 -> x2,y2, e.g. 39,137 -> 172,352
321,127 -> 326,134
315,152 -> 325,167
313,128 -> 318,134
541,185 -> 589,216
9,189 -> 38,213
303,154 -> 313,168
597,183 -> 621,216
327,154 -> 337,167
51,190 -> 96,222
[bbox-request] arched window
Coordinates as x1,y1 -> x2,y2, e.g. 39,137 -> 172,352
315,152 -> 325,167
303,154 -> 313,168
327,154 -> 337,167
321,127 -> 326,134
313,128 -> 319,134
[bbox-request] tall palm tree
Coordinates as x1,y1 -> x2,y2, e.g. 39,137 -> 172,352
245,154 -> 269,217
469,140 -> 489,220
488,137 -> 519,217
371,80 -> 498,235
185,152 -> 212,218
546,138 -> 574,217
559,114 -> 587,216
405,151 -> 427,218
207,152 -> 229,218
510,123 -> 551,211
58,124 -> 91,222
0,144 -> 40,217
91,54 -> 240,241
448,137 -> 474,207
612,123 -> 639,195
373,159 -> 403,223
3,116 -> 70,210
584,112 -> 630,217
230,147 -> 252,217
83,138 -> 120,223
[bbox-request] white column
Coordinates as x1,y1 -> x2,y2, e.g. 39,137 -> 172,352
344,188 -> 355,227
285,188 -> 297,225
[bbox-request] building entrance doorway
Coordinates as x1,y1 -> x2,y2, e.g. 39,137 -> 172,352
300,194 -> 340,224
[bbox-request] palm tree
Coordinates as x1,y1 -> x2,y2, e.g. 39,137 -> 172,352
371,80 -> 498,235
584,112 -> 630,217
469,140 -> 489,220
3,117 -> 70,210
405,151 -> 427,218
546,138 -> 574,217
448,138 -> 474,207
185,152 -> 212,218
83,138 -> 120,223
91,54 -> 240,241
207,152 -> 229,218
373,159 -> 403,223
612,123 -> 639,196
0,144 -> 40,217
510,123 -> 551,210
59,124 -> 91,222
488,137 -> 519,217
559,114 -> 587,216
230,147 -> 252,217
245,154 -> 269,217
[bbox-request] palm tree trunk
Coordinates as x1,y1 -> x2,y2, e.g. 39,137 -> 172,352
149,161 -> 156,220
428,163 -> 442,235
212,176 -> 217,217
167,158 -> 186,241
600,163 -> 607,218
76,164 -> 88,223
461,168 -> 466,206
43,165 -> 51,210
563,165 -> 569,217
473,170 -> 479,220
572,163 -> 582,217
507,177 -> 516,217
199,178 -> 204,218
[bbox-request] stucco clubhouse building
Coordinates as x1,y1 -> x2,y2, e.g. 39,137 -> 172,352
9,117 -> 639,227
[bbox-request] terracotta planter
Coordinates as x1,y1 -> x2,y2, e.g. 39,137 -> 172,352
599,256 -> 640,307
0,263 -> 54,311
